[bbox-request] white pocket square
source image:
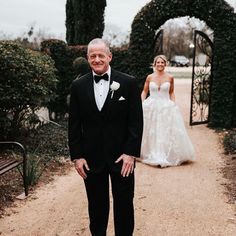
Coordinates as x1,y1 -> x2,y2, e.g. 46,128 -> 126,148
118,96 -> 125,101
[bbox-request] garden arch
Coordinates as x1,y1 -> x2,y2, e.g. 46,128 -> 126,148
128,0 -> 236,128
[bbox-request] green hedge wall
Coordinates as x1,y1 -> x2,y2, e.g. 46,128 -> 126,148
41,40 -> 87,119
110,45 -> 129,73
129,0 -> 236,128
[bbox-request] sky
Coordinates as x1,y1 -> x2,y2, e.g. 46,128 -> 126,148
0,0 -> 151,39
0,0 -> 235,40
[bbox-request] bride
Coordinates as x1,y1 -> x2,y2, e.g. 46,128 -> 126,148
140,55 -> 195,167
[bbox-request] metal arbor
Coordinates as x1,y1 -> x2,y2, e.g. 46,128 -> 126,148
190,30 -> 213,125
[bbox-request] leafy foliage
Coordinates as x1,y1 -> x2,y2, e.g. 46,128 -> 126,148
223,130 -> 236,155
24,121 -> 69,186
40,40 -> 87,119
0,41 -> 57,139
128,0 -> 236,128
110,45 -> 130,73
73,56 -> 90,76
0,120 -> 70,214
66,0 -> 107,45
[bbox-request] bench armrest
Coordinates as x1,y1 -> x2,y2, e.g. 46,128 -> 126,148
0,141 -> 28,196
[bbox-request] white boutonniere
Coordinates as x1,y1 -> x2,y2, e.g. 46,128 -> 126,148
110,81 -> 120,98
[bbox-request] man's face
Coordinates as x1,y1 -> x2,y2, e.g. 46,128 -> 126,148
87,43 -> 112,75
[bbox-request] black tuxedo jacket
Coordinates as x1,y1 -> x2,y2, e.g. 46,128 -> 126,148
68,69 -> 143,173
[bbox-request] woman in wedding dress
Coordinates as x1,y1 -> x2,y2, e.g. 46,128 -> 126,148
140,55 -> 195,167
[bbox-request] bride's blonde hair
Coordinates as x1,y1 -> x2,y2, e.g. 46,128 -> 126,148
153,55 -> 167,67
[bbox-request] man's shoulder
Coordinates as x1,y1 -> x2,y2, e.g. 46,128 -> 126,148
72,72 -> 92,87
112,69 -> 136,82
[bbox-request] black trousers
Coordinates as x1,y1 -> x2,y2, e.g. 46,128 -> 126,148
84,169 -> 135,236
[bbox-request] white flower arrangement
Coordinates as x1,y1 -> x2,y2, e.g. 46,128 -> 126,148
110,81 -> 120,98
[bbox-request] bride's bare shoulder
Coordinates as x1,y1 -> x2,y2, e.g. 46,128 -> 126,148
166,73 -> 174,81
146,73 -> 155,81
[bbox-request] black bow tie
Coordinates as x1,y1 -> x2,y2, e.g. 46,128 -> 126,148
94,73 -> 109,83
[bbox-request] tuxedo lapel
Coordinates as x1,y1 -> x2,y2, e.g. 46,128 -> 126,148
101,69 -> 119,112
87,73 -> 100,113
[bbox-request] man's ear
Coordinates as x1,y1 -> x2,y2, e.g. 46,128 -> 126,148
108,53 -> 112,62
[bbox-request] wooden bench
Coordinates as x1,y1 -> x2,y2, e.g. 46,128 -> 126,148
0,141 -> 28,196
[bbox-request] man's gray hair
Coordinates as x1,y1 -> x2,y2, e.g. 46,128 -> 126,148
87,38 -> 111,54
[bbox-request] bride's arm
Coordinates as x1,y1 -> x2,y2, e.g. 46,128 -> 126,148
169,76 -> 175,102
141,76 -> 150,101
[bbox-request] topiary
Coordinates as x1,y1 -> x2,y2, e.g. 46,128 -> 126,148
72,57 -> 90,77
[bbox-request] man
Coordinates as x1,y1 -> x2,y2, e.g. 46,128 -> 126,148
68,38 -> 143,236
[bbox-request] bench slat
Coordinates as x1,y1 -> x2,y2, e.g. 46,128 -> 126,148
0,159 -> 17,167
0,159 -> 19,169
0,160 -> 22,175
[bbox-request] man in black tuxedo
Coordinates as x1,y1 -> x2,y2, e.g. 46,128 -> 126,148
68,38 -> 143,236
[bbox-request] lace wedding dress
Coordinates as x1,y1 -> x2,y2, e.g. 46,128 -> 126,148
141,81 -> 195,167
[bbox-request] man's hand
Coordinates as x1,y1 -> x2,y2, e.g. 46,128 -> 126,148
74,158 -> 90,179
115,154 -> 134,177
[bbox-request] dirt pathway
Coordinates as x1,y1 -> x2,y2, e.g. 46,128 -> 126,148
0,79 -> 236,236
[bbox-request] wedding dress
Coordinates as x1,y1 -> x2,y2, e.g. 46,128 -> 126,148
140,81 -> 195,167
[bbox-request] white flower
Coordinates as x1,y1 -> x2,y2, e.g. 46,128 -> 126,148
110,81 -> 120,98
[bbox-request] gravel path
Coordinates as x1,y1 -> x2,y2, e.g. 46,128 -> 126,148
0,79 -> 235,236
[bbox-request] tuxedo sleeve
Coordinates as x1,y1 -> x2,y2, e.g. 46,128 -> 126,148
68,81 -> 84,160
124,78 -> 143,157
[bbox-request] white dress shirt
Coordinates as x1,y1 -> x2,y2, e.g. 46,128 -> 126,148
93,66 -> 111,111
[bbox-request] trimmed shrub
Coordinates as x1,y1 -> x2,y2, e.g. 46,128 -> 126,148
110,45 -> 130,73
0,41 -> 57,139
73,57 -> 90,77
40,40 -> 84,119
66,0 -> 106,45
